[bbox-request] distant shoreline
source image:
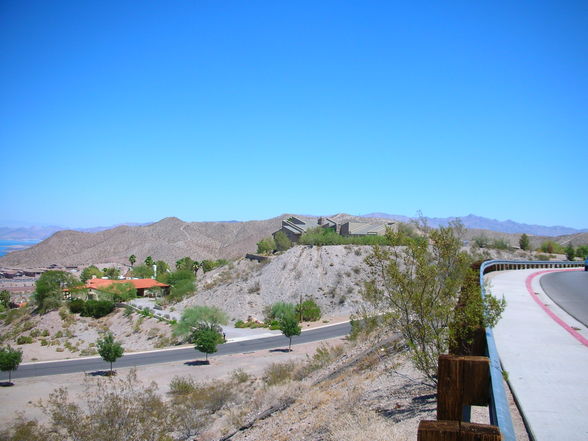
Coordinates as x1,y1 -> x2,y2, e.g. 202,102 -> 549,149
0,240 -> 39,257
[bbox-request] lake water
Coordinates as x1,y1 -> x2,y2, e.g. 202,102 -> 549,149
0,240 -> 39,257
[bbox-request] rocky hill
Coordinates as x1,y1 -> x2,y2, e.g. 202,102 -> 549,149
2,212 -> 587,269
0,216 -> 283,268
0,213 -> 393,269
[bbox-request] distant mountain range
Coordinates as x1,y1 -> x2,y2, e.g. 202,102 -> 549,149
0,223 -> 151,241
360,213 -> 588,237
1,213 -> 587,268
1,214 -> 585,243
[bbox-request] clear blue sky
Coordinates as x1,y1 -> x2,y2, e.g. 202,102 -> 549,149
1,1 -> 587,228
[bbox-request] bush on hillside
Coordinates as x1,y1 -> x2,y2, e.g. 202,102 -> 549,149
77,300 -> 115,318
296,299 -> 321,322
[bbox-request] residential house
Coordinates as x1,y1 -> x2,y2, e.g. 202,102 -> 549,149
275,216 -> 338,243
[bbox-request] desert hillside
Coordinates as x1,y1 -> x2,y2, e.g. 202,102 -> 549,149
0,216 -> 283,268
2,212 -> 586,270
0,213 -> 391,268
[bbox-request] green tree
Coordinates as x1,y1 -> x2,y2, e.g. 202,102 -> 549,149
0,289 -> 10,308
565,244 -> 576,261
0,345 -> 23,385
256,237 -> 276,254
96,332 -> 124,375
33,271 -> 80,313
80,265 -> 103,283
364,221 -> 505,383
131,264 -> 154,279
280,315 -> 301,352
102,267 -> 121,279
576,245 -> 588,259
155,260 -> 169,279
274,231 -> 292,251
192,328 -> 220,362
519,233 -> 530,251
173,306 -> 228,338
144,256 -> 154,267
175,257 -> 199,273
129,254 -> 136,267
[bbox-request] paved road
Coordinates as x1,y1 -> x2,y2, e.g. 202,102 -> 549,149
1,322 -> 351,381
540,271 -> 588,327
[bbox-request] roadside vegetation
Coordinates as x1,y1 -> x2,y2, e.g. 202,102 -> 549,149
360,220 -> 506,383
0,333 -> 419,441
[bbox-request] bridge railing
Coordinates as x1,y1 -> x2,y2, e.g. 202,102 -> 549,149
479,259 -> 584,441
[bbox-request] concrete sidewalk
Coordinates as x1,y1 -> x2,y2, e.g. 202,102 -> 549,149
487,269 -> 588,441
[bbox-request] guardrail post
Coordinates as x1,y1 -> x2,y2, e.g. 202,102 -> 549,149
418,421 -> 501,441
437,355 -> 490,421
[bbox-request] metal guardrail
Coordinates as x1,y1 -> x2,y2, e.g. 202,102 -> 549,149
479,259 -> 584,441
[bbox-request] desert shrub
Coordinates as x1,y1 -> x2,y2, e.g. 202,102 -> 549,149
256,237 -> 276,254
268,320 -> 281,330
263,361 -> 296,386
491,239 -> 510,250
169,375 -> 196,396
264,302 -> 296,322
472,235 -> 490,248
41,329 -> 50,337
234,320 -> 246,328
3,307 -> 27,324
296,299 -> 321,321
294,343 -> 344,380
201,259 -> 229,273
231,368 -> 251,383
539,240 -> 565,254
298,227 -> 390,246
16,335 -> 34,345
30,329 -> 40,338
81,300 -> 115,319
274,231 -> 292,251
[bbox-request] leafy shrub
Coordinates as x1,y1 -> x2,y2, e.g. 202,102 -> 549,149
298,227 -> 390,246
539,240 -> 565,254
234,320 -> 246,328
81,300 -> 115,319
68,298 -> 86,314
296,299 -> 321,322
491,239 -> 510,250
16,335 -> 34,344
264,302 -> 296,322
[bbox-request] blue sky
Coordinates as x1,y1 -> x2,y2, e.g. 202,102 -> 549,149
1,1 -> 587,228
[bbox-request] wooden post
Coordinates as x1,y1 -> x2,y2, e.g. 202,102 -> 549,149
418,421 -> 501,441
437,355 -> 490,421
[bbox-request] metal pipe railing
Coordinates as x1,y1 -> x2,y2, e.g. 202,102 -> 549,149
479,259 -> 583,441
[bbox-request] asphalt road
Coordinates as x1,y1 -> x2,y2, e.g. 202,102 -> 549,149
1,321 -> 351,381
540,271 -> 588,327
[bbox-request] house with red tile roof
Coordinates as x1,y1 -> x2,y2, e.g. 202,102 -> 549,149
84,277 -> 170,297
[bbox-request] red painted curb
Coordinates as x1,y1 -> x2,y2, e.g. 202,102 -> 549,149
525,269 -> 588,347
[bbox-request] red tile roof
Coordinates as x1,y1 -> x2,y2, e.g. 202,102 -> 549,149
85,278 -> 169,290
